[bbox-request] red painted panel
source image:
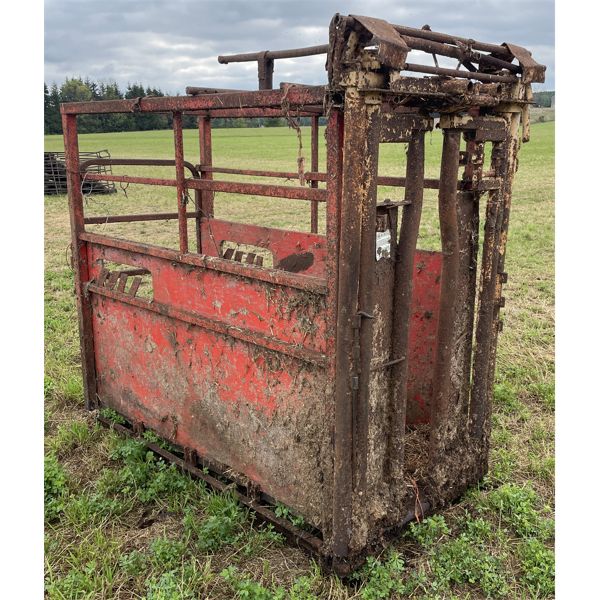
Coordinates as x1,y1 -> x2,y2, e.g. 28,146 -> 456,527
406,250 -> 442,425
87,243 -> 327,354
91,295 -> 331,526
200,218 -> 327,277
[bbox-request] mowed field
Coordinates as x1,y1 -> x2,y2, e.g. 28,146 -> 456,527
44,122 -> 554,599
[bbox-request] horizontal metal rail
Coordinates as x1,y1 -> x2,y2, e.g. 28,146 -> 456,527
84,211 -> 201,225
218,44 -> 329,63
81,172 -> 327,202
403,63 -> 517,83
80,158 -> 200,178
200,166 -> 501,191
80,232 -> 329,294
88,282 -> 327,365
61,87 -> 326,115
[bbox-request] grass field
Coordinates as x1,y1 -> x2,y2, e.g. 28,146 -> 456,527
44,122 -> 555,599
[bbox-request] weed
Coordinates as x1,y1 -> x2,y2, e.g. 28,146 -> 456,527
221,566 -> 285,600
99,406 -> 126,425
119,549 -> 148,577
350,551 -> 406,600
479,484 -> 554,540
45,454 -> 68,522
518,538 -> 555,597
407,515 -> 451,547
428,536 -> 509,597
274,501 -> 306,529
149,537 -> 186,571
48,420 -> 96,455
184,492 -> 247,552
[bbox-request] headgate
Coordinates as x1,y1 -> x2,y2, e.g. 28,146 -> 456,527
61,14 -> 545,572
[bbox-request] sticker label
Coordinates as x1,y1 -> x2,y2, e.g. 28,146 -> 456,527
376,230 -> 392,260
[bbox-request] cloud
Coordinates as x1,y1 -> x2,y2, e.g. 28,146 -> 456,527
44,0 -> 554,91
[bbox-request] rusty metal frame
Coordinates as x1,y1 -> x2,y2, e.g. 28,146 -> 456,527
61,13 -> 543,574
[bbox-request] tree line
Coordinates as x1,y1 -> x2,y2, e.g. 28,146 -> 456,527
44,77 -> 310,135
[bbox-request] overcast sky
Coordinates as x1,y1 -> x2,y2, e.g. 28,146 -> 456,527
45,0 -> 554,93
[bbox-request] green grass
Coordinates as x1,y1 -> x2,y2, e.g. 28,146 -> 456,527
45,122 -> 554,598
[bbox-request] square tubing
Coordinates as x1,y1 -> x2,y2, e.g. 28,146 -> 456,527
62,113 -> 98,410
388,129 -> 425,485
332,88 -> 382,562
173,112 -> 189,254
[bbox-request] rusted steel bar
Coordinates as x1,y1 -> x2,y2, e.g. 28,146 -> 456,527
84,211 -> 201,225
186,86 -> 247,95
403,63 -> 518,83
399,35 -> 520,73
172,112 -> 189,254
390,24 -> 513,59
82,171 -> 327,202
79,158 -> 200,178
61,87 -> 326,115
355,95 -> 383,499
201,166 -> 444,189
429,128 -> 462,460
331,88 -> 382,562
388,130 -> 425,484
469,188 -> 503,439
471,114 -> 519,445
80,232 -> 328,294
83,172 -> 177,187
62,113 -> 98,410
218,44 -> 329,63
190,107 -> 321,118
88,283 -> 327,365
186,178 -> 327,202
310,116 -> 319,233
258,54 -> 274,89
198,115 -> 213,253
325,109 -> 344,535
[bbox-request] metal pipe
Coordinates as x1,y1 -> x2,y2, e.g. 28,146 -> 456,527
403,63 -> 518,83
186,86 -> 248,95
429,128 -> 462,460
79,158 -> 200,178
388,130 -> 425,485
218,44 -> 329,63
84,211 -> 201,225
390,24 -> 513,59
400,35 -> 520,73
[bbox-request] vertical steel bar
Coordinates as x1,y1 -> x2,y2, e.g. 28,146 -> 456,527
429,128 -> 462,461
456,136 -> 484,425
325,107 -> 344,546
469,186 -> 503,439
355,95 -> 383,496
62,112 -> 97,410
388,130 -> 425,484
198,115 -> 214,254
331,88 -> 381,561
310,116 -> 319,233
173,111 -> 188,254
470,111 -> 520,447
